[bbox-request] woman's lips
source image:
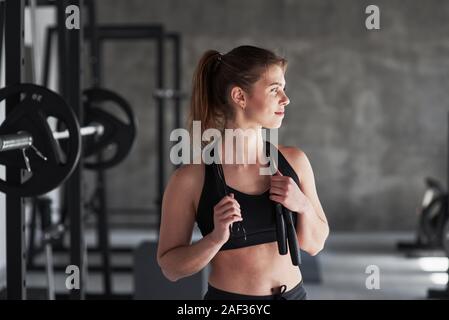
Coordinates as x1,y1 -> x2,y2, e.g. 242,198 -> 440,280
275,111 -> 284,116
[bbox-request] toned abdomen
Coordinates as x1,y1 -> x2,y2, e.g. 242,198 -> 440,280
208,241 -> 302,295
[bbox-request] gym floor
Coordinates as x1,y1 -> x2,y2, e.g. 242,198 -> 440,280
24,229 -> 448,299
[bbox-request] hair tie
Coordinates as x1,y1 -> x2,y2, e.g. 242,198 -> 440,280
214,53 -> 224,72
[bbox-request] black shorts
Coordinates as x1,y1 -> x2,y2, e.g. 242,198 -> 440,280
203,281 -> 307,300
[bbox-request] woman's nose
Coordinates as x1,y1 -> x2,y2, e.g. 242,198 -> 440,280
280,92 -> 290,107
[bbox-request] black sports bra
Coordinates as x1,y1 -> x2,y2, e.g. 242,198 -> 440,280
195,141 -> 301,251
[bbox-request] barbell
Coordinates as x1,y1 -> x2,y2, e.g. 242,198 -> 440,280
0,83 -> 137,197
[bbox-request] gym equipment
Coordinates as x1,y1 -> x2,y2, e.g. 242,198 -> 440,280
268,144 -> 302,267
34,3 -> 145,298
41,20 -> 186,220
3,0 -> 183,300
275,203 -> 287,254
36,197 -> 64,300
20,85 -> 137,295
427,111 -> 449,299
396,112 -> 449,299
3,0 -> 134,300
397,110 -> 449,264
279,205 -> 301,266
0,83 -> 114,197
397,178 -> 449,253
24,86 -> 138,295
76,22 -> 184,298
0,83 -> 81,197
0,1 -> 4,77
42,24 -> 185,221
82,87 -> 137,170
22,1 -> 142,299
4,0 -> 32,300
419,179 -> 448,248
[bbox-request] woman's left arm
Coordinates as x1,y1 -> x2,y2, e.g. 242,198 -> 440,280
269,147 -> 329,256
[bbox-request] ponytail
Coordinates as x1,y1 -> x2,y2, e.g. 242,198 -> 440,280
187,50 -> 227,138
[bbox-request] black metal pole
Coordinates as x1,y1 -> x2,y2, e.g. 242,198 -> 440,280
58,0 -> 85,300
5,0 -> 26,300
86,0 -> 112,297
67,0 -> 84,300
0,1 -> 5,77
171,33 -> 181,131
86,0 -> 99,85
42,27 -> 53,87
156,32 -> 165,227
26,199 -> 38,269
57,2 -> 67,96
167,33 -> 182,170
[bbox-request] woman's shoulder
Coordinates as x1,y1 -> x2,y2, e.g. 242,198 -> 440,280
278,144 -> 307,164
166,163 -> 206,212
278,144 -> 305,158
277,145 -> 309,181
169,163 -> 205,189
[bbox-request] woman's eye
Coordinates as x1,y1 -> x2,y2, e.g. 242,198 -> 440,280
271,88 -> 278,93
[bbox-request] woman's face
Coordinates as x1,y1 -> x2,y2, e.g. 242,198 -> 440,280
242,64 -> 290,129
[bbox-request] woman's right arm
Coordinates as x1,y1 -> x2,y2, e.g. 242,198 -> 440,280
156,165 -> 242,282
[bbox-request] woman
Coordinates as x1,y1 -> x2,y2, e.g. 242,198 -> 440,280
157,45 -> 329,300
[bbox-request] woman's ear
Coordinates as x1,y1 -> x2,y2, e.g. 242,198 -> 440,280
230,86 -> 246,110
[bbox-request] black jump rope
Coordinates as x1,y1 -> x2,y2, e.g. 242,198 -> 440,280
212,146 -> 301,267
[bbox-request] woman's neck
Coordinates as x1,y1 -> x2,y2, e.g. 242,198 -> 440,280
219,125 -> 268,168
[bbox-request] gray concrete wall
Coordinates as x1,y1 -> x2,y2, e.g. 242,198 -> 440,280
96,0 -> 449,231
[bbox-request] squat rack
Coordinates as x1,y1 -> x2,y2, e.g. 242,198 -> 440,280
3,0 -> 85,300
42,23 -> 183,227
2,0 -> 184,299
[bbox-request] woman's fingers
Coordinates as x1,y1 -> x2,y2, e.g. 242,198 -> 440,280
270,186 -> 285,196
215,196 -> 240,214
222,214 -> 243,226
216,203 -> 241,217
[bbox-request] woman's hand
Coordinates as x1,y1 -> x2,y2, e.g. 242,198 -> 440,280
209,193 -> 242,245
269,170 -> 311,214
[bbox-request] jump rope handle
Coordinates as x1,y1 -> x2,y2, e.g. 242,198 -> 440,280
282,207 -> 301,266
275,203 -> 287,255
268,143 -> 301,267
213,159 -> 246,239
